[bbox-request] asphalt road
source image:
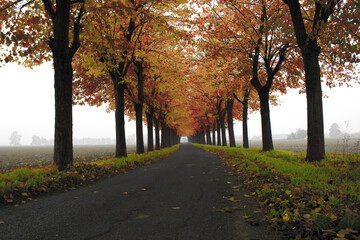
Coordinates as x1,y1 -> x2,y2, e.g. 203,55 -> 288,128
0,144 -> 279,240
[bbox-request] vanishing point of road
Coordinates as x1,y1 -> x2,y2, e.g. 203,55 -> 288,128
0,144 -> 279,240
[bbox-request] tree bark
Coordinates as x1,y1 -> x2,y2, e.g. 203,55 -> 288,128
303,51 -> 325,161
111,75 -> 127,158
220,114 -> 227,146
165,124 -> 171,147
258,89 -> 274,151
135,102 -> 144,154
154,116 -> 160,150
227,99 -> 236,147
53,47 -> 73,170
161,119 -> 166,149
234,91 -> 250,148
48,0 -> 83,170
206,125 -> 212,145
135,61 -> 145,154
285,0 -> 326,161
217,120 -> 221,146
212,122 -> 216,145
146,107 -> 154,152
242,95 -> 249,148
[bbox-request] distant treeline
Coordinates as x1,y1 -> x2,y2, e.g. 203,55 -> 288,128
31,135 -> 116,146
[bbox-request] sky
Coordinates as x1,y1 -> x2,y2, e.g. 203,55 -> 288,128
0,62 -> 359,145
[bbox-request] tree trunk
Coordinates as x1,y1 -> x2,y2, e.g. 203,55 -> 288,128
53,48 -> 73,170
135,61 -> 145,154
217,121 -> 221,146
259,90 -> 274,151
303,51 -> 325,161
51,1 -> 72,170
285,0 -> 325,161
113,79 -> 127,157
146,107 -> 154,152
227,99 -> 236,147
135,102 -> 144,154
212,122 -> 216,145
206,125 -> 212,145
242,97 -> 249,148
166,125 -> 171,147
200,129 -> 206,144
220,114 -> 227,146
161,119 -> 165,149
154,117 -> 160,150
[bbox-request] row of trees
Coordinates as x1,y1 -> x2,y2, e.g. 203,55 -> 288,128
1,0 -> 359,169
186,0 -> 359,161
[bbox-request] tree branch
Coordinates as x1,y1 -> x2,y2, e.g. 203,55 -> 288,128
0,0 -> 24,12
42,0 -> 55,22
70,0 -> 85,57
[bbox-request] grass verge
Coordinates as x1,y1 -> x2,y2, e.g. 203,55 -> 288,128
0,145 -> 179,206
194,144 -> 360,239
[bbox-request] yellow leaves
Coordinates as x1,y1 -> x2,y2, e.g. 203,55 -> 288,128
282,213 -> 290,222
313,207 -> 322,213
227,196 -> 240,202
333,228 -> 359,239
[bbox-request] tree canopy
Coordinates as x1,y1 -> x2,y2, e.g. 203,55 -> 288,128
1,0 -> 359,166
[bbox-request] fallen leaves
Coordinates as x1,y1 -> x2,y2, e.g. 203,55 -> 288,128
197,145 -> 360,239
227,196 -> 240,202
213,206 -> 241,213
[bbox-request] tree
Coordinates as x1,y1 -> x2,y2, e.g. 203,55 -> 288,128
73,0 -> 189,155
287,128 -> 307,139
283,0 -> 360,161
329,123 -> 342,138
221,0 -> 301,151
1,0 -> 85,170
31,135 -> 42,145
9,131 -> 21,146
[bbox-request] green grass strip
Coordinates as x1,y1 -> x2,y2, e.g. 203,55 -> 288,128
0,145 -> 179,205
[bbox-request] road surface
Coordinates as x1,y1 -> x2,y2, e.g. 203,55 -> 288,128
0,144 -> 279,240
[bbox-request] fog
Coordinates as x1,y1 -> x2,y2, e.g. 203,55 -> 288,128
0,63 -> 359,146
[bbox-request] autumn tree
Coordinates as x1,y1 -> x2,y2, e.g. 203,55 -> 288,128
210,0 -> 302,151
284,0 -> 360,161
74,0 -> 189,155
74,1 -> 148,157
1,0 -> 85,170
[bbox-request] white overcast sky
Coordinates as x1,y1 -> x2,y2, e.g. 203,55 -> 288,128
0,62 -> 359,145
